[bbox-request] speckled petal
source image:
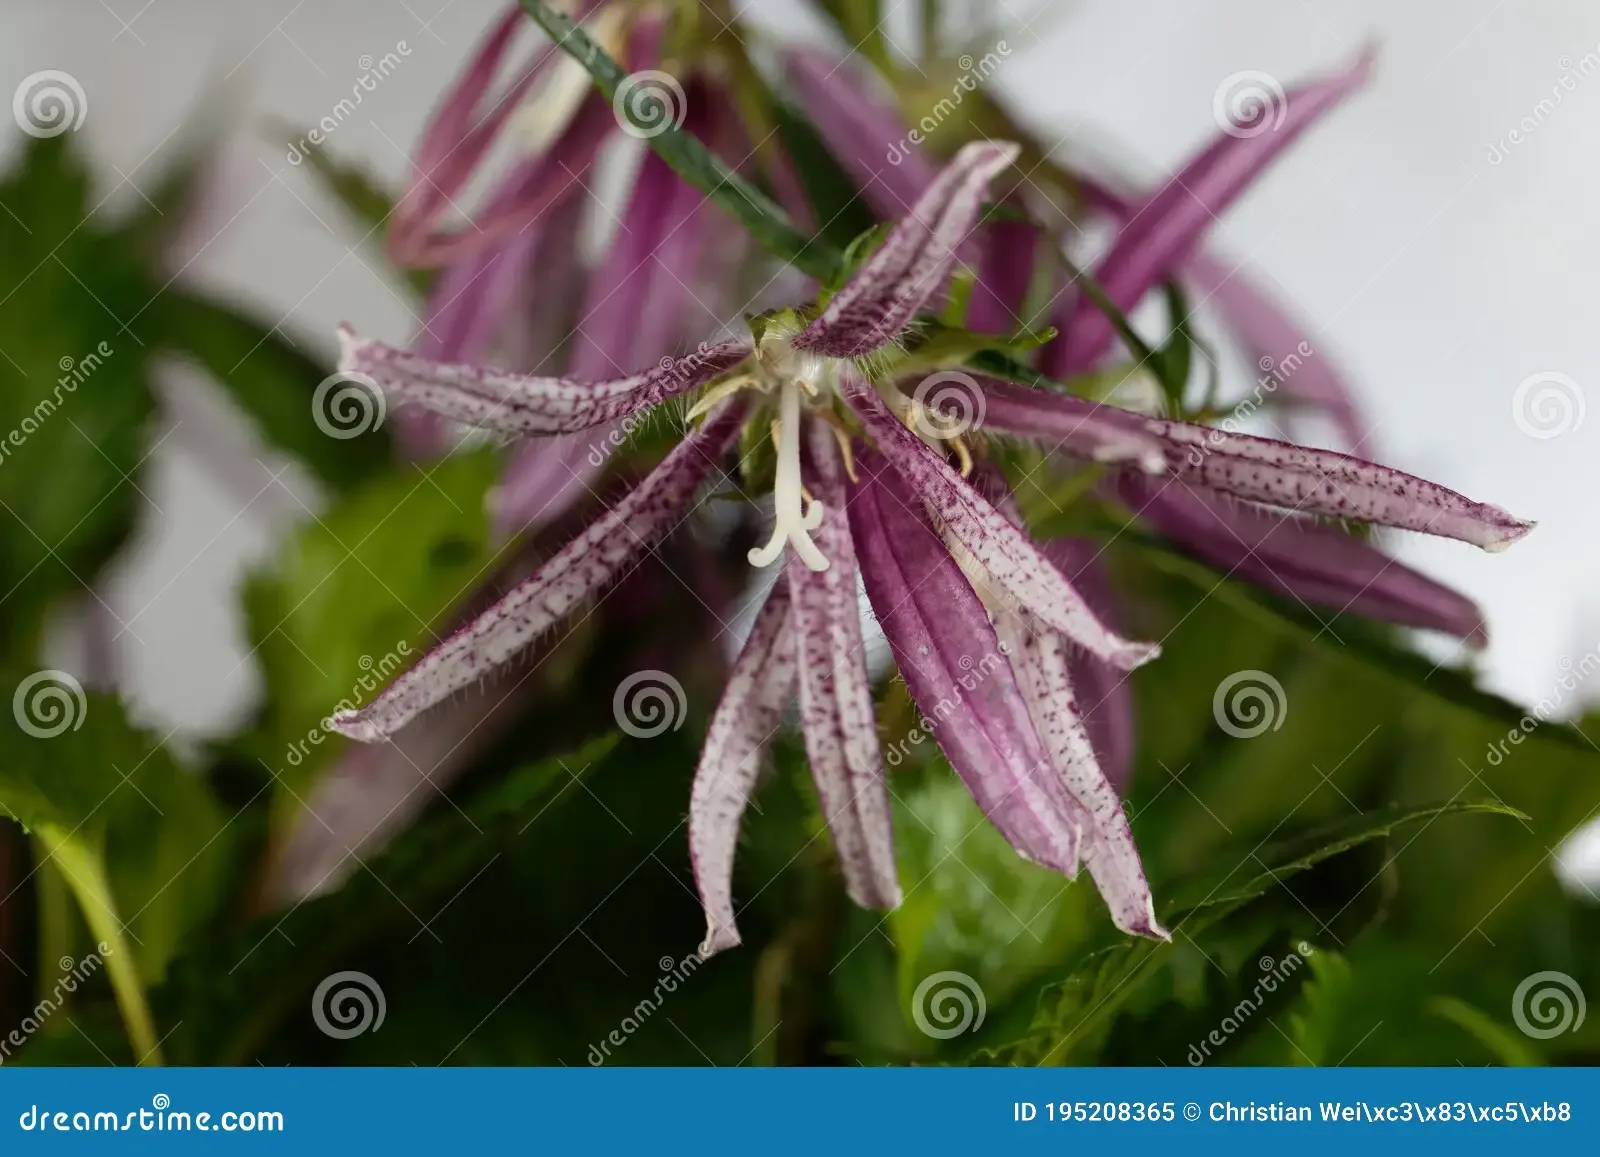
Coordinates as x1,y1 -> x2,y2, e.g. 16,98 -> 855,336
1038,540 -> 1138,794
1114,472 -> 1488,642
329,401 -> 745,742
844,372 -> 1160,669
690,584 -> 798,958
337,326 -> 752,436
850,450 -> 1082,873
795,141 -> 1020,358
787,423 -> 901,910
1142,419 -> 1534,552
1006,615 -> 1167,940
973,375 -> 1167,471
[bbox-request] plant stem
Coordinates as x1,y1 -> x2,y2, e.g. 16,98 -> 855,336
36,825 -> 163,1065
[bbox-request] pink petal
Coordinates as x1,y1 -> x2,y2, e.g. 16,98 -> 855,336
689,583 -> 798,958
787,422 -> 900,910
1038,540 -> 1138,794
972,375 -> 1168,471
1074,172 -> 1371,449
1005,616 -> 1167,940
337,327 -> 752,437
849,449 -> 1082,873
1114,471 -> 1488,642
1044,49 -> 1374,376
968,216 -> 1037,335
781,48 -> 935,217
329,401 -> 746,742
795,140 -> 1020,358
1141,418 -> 1534,551
843,372 -> 1160,669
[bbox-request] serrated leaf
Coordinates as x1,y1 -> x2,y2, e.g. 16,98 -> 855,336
149,289 -> 391,491
156,736 -> 616,1064
971,800 -> 1521,1065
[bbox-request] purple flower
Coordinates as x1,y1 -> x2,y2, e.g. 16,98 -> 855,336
328,143 -> 1530,954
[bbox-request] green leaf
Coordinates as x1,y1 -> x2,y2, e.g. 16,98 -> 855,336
1120,529 -> 1600,758
157,736 -> 616,1064
516,0 -> 838,281
269,126 -> 430,297
239,449 -> 503,799
773,101 -> 879,252
972,800 -> 1521,1065
149,289 -> 391,491
0,136 -> 160,652
0,677 -> 231,1063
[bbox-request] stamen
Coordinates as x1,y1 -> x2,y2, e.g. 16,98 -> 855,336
747,380 -> 830,571
685,373 -> 757,422
951,435 -> 974,478
816,411 -> 859,483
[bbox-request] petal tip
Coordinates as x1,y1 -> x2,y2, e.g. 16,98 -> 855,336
698,925 -> 741,961
328,710 -> 386,744
1481,514 -> 1535,553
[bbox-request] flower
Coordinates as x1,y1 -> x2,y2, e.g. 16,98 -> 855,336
384,3 -> 744,533
786,44 -> 1505,646
328,142 -> 1531,955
